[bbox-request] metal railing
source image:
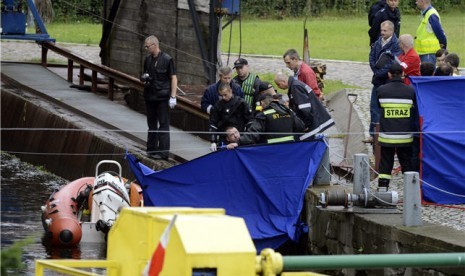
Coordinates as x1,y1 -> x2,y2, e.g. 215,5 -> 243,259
39,41 -> 208,120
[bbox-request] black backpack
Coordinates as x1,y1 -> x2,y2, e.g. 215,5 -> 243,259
368,0 -> 386,27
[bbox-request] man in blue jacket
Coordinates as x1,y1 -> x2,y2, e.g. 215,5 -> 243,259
201,66 -> 244,114
368,20 -> 401,139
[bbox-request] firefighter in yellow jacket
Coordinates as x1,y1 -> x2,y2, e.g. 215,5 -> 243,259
377,63 -> 418,191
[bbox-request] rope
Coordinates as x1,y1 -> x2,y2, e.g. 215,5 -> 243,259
415,175 -> 465,198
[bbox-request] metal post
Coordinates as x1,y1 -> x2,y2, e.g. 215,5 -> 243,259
79,65 -> 85,85
92,70 -> 97,93
403,171 -> 422,226
313,137 -> 330,185
41,46 -> 48,66
374,123 -> 381,173
67,59 -> 73,82
353,154 -> 369,194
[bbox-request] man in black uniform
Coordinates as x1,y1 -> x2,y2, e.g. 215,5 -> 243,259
274,72 -> 334,141
235,94 -> 305,146
377,63 -> 417,191
209,83 -> 252,152
141,35 -> 177,160
368,0 -> 401,47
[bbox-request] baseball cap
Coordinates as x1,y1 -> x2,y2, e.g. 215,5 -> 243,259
233,58 -> 248,68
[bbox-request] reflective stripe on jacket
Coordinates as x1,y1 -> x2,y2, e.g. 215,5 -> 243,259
377,78 -> 416,147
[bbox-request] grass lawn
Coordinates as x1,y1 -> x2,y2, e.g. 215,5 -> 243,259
31,22 -> 102,45
259,72 -> 360,96
41,12 -> 464,63
221,12 -> 465,63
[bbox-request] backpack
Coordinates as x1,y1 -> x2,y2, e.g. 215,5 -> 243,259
368,0 -> 386,27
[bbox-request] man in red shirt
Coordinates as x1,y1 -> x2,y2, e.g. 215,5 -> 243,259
283,49 -> 323,100
397,34 -> 421,85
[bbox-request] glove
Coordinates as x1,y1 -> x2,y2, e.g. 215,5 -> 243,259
210,143 -> 217,152
385,50 -> 393,57
169,97 -> 176,109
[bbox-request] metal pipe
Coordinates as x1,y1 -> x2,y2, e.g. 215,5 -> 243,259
282,253 -> 465,270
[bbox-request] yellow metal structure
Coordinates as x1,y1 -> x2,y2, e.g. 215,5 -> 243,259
107,207 -> 256,275
35,207 -> 327,276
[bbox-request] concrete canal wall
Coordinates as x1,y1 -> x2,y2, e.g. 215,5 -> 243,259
1,88 -> 170,181
305,185 -> 465,276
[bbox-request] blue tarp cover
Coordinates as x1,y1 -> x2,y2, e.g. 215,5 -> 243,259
410,76 -> 465,204
126,140 -> 327,251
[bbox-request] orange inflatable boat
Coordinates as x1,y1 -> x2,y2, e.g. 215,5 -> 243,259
41,160 -> 143,246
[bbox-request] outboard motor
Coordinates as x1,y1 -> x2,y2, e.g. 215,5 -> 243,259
91,161 -> 130,234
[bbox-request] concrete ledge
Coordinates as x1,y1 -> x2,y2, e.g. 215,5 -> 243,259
1,88 -> 173,180
305,186 -> 465,276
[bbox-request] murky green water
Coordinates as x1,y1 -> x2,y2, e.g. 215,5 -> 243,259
1,153 -> 105,275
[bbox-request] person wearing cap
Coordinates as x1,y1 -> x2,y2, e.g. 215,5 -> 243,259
274,72 -> 334,141
232,58 -> 261,110
231,94 -> 305,147
376,63 -> 417,191
282,49 -> 323,100
201,66 -> 244,114
209,83 -> 252,152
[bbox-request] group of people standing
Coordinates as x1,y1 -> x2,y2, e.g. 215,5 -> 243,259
202,52 -> 334,152
368,0 -> 460,191
138,0 -> 460,186
139,34 -> 334,160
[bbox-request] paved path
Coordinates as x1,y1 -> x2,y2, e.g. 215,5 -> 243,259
1,40 -> 464,232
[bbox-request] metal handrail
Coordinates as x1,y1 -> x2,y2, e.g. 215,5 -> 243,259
39,41 -> 208,120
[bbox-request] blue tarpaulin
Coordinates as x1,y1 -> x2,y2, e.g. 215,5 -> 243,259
410,76 -> 465,204
126,140 -> 327,252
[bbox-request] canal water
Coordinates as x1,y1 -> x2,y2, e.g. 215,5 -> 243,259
1,152 -> 105,275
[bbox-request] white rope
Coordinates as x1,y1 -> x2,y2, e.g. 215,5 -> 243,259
415,175 -> 465,198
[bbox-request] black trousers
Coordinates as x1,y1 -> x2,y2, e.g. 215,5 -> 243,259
146,100 -> 170,158
379,146 -> 413,187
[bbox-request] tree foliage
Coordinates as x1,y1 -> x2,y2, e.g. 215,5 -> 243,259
50,0 -> 102,22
